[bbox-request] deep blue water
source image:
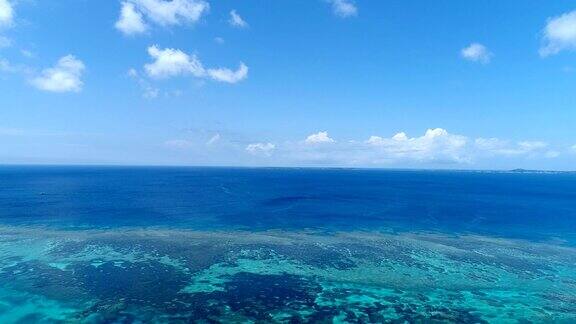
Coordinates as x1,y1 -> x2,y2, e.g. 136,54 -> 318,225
1,166 -> 575,242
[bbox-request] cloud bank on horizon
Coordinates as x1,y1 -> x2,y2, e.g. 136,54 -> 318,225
154,126 -> 572,169
232,128 -> 561,167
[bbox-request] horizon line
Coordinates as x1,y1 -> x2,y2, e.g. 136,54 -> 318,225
0,163 -> 572,173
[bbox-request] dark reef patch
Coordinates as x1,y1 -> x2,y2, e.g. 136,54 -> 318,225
197,272 -> 322,321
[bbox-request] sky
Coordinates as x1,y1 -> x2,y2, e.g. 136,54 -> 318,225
1,0 -> 576,170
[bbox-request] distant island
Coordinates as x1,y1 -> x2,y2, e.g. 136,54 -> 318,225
509,168 -> 573,173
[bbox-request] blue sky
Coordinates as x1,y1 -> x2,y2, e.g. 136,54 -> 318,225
1,0 -> 576,169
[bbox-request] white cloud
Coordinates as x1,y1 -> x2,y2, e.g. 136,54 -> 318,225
305,131 -> 335,144
229,10 -> 248,28
207,62 -> 248,83
143,87 -> 159,99
116,2 -> 148,35
214,37 -> 224,44
136,0 -> 208,26
540,10 -> 576,57
246,142 -> 275,156
475,138 -> 549,156
365,128 -> 468,163
206,133 -> 220,145
0,35 -> 11,48
252,128 -> 470,166
128,68 -> 159,99
144,45 -> 204,78
327,0 -> 357,18
518,141 -> 548,152
0,0 -> 13,28
31,55 -> 85,93
115,0 -> 209,35
165,139 -> 193,149
461,43 -> 492,63
143,45 -> 248,83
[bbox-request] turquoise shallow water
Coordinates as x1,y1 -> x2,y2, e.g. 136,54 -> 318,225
1,167 -> 576,322
0,227 -> 575,323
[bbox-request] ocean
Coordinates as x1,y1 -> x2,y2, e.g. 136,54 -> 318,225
0,166 -> 575,322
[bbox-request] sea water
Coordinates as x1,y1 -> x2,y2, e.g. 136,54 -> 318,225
0,166 -> 575,322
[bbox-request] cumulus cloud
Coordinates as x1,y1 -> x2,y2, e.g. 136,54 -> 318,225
0,0 -> 13,28
229,10 -> 247,28
305,131 -> 335,144
143,45 -> 248,83
540,10 -> 576,57
137,0 -> 208,25
207,63 -> 248,83
246,142 -> 275,156
327,0 -> 357,18
144,45 -> 204,78
31,55 -> 85,93
116,2 -> 147,35
115,0 -> 209,35
365,128 -> 468,163
461,43 -> 492,63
